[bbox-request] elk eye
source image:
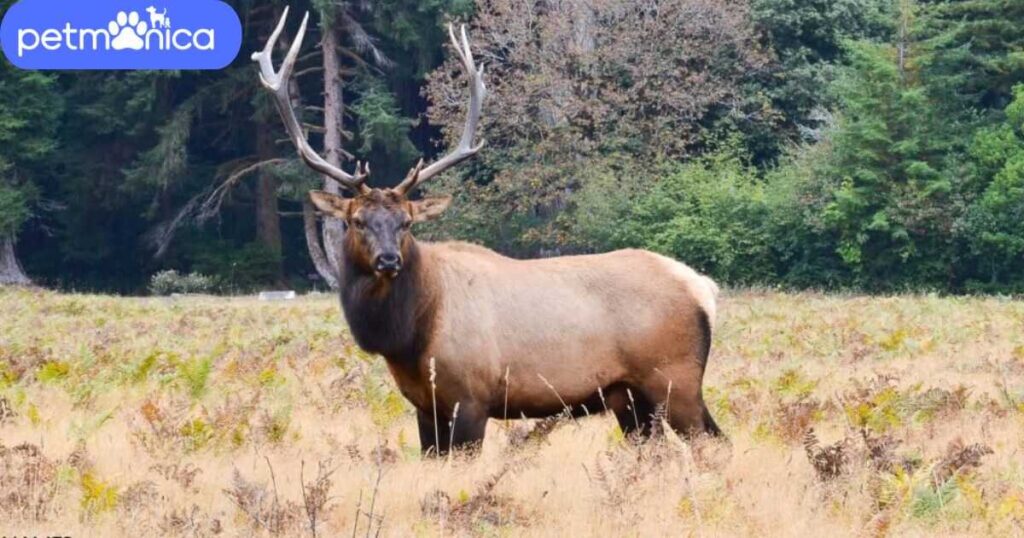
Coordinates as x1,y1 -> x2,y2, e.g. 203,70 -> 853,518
353,219 -> 366,230
401,220 -> 412,230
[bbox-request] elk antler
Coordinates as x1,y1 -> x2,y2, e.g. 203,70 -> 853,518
252,7 -> 370,194
395,24 -> 486,195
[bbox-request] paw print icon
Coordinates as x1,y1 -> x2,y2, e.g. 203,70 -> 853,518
108,11 -> 148,50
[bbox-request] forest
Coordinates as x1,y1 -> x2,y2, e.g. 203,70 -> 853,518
2,0 -> 1023,294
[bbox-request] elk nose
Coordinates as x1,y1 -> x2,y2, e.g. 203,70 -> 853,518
375,253 -> 402,273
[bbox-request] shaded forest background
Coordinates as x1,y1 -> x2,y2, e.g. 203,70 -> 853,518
1,0 -> 1022,294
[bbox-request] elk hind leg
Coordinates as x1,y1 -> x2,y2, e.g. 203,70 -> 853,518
638,360 -> 720,436
638,365 -> 720,438
640,304 -> 724,437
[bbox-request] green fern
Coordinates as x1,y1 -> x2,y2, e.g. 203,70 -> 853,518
37,361 -> 70,383
911,479 -> 959,520
178,356 -> 213,400
80,471 -> 118,515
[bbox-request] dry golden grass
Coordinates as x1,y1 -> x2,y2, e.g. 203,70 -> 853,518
1,286 -> 1023,537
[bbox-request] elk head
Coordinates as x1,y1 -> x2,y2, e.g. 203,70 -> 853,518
253,8 -> 486,279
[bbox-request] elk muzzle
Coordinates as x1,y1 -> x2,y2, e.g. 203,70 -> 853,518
374,252 -> 403,276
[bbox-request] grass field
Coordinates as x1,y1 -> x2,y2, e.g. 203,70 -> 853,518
1,286 -> 1023,537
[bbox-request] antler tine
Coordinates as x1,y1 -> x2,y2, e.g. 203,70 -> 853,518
451,24 -> 469,67
459,25 -> 476,72
252,8 -> 370,194
403,158 -> 426,184
251,6 -> 289,89
278,10 -> 307,86
354,161 -> 370,182
395,24 -> 486,195
460,25 -> 486,157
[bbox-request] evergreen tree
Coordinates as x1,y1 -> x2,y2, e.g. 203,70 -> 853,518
0,59 -> 62,285
800,2 -> 959,289
749,0 -> 895,149
922,0 -> 1024,114
960,84 -> 1024,290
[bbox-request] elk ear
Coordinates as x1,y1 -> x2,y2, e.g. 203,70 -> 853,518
309,191 -> 352,219
411,196 -> 452,223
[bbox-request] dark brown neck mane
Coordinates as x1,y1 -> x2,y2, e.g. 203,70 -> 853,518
339,239 -> 438,365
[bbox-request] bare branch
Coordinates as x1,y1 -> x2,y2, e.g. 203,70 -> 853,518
145,158 -> 286,258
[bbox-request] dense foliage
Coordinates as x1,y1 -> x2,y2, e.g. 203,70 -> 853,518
425,0 -> 1024,293
1,0 -> 1022,293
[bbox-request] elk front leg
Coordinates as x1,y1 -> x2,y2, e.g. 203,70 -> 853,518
416,404 -> 488,457
417,409 -> 450,458
449,403 -> 488,454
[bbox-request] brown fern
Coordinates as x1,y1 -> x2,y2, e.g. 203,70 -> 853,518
0,396 -> 15,424
0,442 -> 57,521
931,438 -> 993,487
804,428 -> 851,481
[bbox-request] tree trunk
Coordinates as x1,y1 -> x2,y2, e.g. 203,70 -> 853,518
303,199 -> 339,289
255,123 -> 284,284
281,31 -> 339,289
266,9 -> 339,290
320,23 -> 347,276
0,235 -> 32,286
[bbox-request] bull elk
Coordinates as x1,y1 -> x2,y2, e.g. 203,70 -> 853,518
254,8 -> 723,455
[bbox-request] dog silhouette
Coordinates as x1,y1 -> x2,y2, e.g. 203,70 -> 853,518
146,7 -> 169,29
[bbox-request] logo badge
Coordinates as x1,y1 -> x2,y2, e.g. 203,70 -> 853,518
1,0 -> 242,70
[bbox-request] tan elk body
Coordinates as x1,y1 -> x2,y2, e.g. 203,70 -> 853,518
392,243 -> 720,418
255,8 -> 722,454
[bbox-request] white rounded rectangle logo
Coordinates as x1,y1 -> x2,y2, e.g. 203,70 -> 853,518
1,0 -> 242,69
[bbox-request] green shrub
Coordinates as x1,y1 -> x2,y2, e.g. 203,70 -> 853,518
149,270 -> 217,296
569,155 -> 654,252
189,241 -> 282,293
591,148 -> 776,285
